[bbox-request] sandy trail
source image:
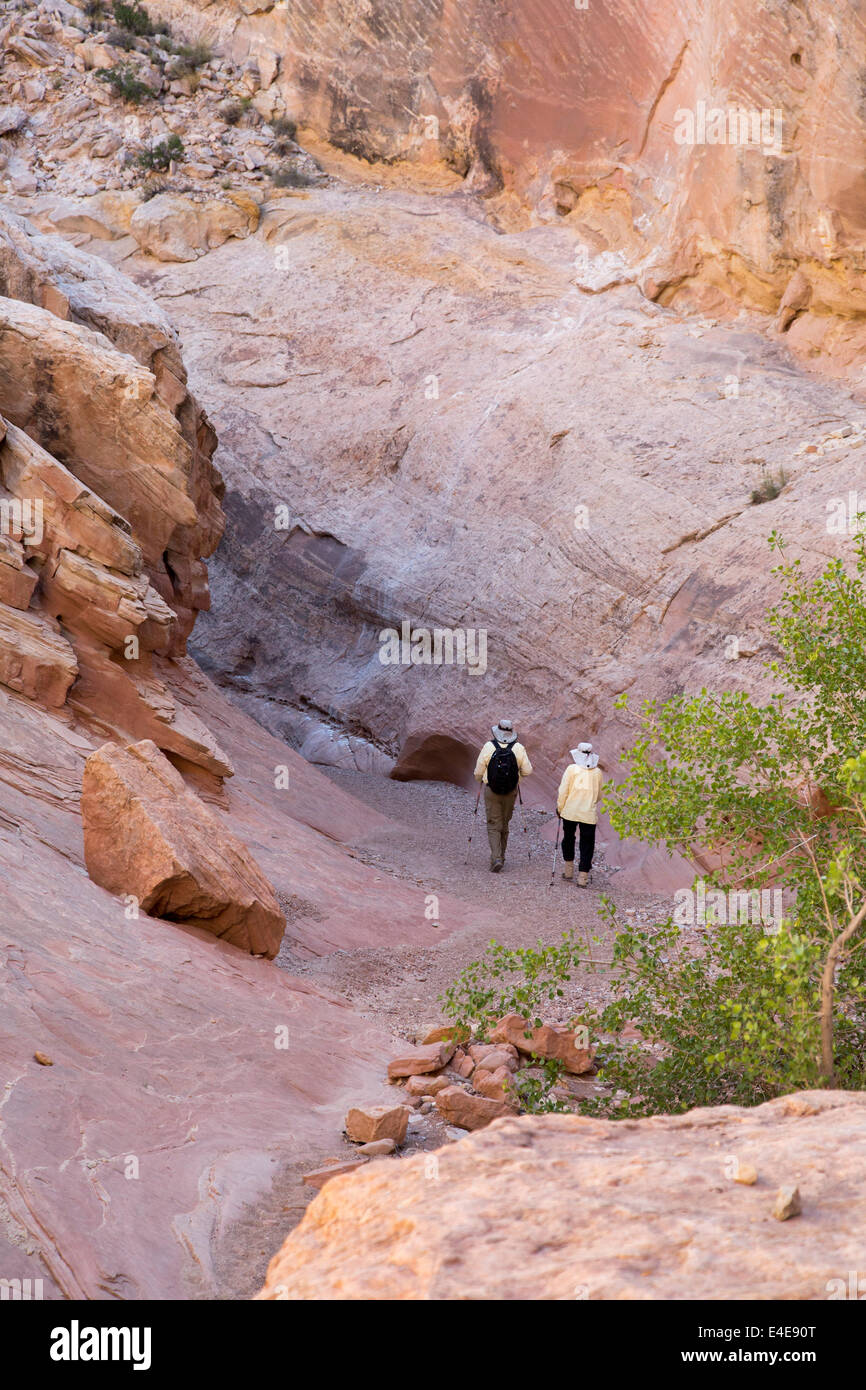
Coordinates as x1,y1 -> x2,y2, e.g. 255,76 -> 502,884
277,768 -> 672,1034
216,768 -> 671,1298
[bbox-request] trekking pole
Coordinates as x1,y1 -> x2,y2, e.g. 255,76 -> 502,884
465,785 -> 482,863
517,784 -> 531,862
548,815 -> 561,888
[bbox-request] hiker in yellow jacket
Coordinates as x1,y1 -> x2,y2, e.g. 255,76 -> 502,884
557,742 -> 603,886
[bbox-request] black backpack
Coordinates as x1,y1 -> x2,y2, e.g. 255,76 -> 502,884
487,739 -> 519,795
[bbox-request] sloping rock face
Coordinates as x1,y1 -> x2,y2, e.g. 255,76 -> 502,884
155,0 -> 866,362
258,1090 -> 866,1300
0,202 -> 477,1297
82,739 -> 285,958
112,189 -> 866,890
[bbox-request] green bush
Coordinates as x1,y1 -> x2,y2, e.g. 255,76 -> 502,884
574,900 -> 866,1119
95,64 -> 154,104
112,1 -> 153,36
136,134 -> 184,171
604,529 -> 866,1093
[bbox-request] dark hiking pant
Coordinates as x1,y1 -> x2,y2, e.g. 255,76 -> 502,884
561,819 -> 596,873
484,785 -> 517,865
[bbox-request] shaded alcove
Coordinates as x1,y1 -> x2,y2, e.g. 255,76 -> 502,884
390,732 -> 477,789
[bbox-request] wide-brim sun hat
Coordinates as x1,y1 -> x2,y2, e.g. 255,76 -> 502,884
492,719 -> 517,744
571,742 -> 599,768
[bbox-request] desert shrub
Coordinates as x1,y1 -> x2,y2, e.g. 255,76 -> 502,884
105,26 -> 135,49
168,41 -> 212,78
96,64 -> 154,104
140,175 -> 171,201
751,464 -> 787,504
136,133 -> 184,170
603,530 -> 866,1095
271,115 -> 297,139
112,1 -> 153,36
271,137 -> 297,157
220,100 -> 243,125
271,162 -> 318,188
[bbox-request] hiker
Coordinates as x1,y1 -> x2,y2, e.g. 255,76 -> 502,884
474,719 -> 533,872
557,742 -> 603,886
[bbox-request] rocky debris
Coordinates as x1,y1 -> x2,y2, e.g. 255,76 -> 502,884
0,601 -> 78,706
472,1065 -> 514,1103
0,106 -> 27,137
258,1091 -> 866,1299
81,738 -> 285,957
468,1043 -> 518,1072
433,1084 -> 512,1131
405,1074 -> 450,1097
344,1103 -> 410,1145
302,1157 -> 369,1190
733,1163 -> 758,1186
386,1040 -> 455,1078
357,1138 -> 396,1156
129,191 -> 260,263
772,1185 -> 802,1221
491,1014 -> 596,1075
421,1024 -> 468,1045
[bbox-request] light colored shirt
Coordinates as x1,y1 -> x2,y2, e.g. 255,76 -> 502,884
557,764 -> 603,823
474,741 -> 533,785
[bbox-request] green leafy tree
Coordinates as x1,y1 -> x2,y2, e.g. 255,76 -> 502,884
602,530 -> 866,1091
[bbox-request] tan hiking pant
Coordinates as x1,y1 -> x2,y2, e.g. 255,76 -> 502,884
484,785 -> 518,865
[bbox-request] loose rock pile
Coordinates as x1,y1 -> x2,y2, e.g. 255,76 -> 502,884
0,0 -> 326,258
333,1015 -> 598,1180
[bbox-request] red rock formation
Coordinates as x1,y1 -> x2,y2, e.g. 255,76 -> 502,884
257,1090 -> 866,1299
81,739 -> 285,958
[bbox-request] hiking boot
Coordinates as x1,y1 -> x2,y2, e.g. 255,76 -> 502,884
561,862 -> 574,881
491,859 -> 503,873
577,870 -> 589,887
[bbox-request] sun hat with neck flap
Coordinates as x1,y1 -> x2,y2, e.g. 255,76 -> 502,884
491,718 -> 517,745
570,741 -> 599,768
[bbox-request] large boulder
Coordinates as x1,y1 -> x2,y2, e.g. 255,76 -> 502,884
258,1091 -> 866,1299
81,739 -> 285,957
129,194 -> 260,264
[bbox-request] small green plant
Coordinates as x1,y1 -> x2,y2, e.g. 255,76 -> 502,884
507,1058 -> 570,1114
750,464 -> 787,504
441,934 -> 586,1114
112,1 -> 154,36
96,64 -> 154,104
136,133 -> 184,170
167,41 -> 212,79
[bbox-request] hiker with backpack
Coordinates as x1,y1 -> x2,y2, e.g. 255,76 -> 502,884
474,719 -> 533,872
557,742 -> 603,886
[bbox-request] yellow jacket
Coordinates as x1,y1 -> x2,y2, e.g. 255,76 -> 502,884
474,741 -> 532,785
557,764 -> 603,823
